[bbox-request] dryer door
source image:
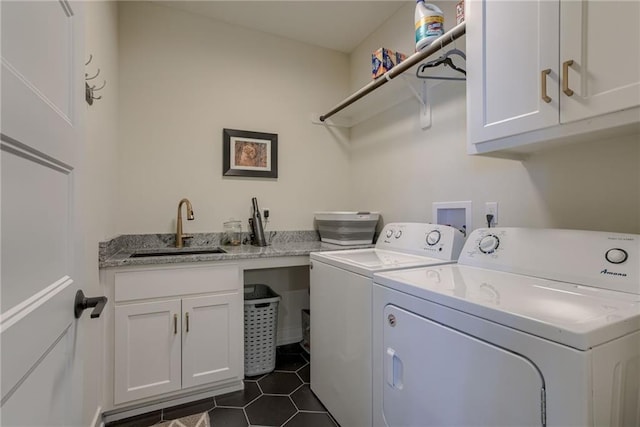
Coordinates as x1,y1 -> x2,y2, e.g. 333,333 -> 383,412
382,305 -> 545,426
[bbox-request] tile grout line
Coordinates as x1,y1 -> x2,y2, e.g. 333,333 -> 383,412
281,394 -> 299,427
108,348 -> 319,427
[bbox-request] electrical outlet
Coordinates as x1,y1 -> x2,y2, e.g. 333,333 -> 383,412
485,202 -> 498,226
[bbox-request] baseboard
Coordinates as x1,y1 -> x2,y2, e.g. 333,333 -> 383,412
102,381 -> 242,424
90,406 -> 103,427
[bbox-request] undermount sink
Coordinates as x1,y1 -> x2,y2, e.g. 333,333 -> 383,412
129,248 -> 227,258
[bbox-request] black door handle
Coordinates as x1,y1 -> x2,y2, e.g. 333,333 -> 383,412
74,290 -> 107,319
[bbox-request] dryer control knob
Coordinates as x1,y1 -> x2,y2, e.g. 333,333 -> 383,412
606,248 -> 628,264
426,230 -> 441,246
479,235 -> 500,254
386,229 -> 394,238
395,230 -> 403,239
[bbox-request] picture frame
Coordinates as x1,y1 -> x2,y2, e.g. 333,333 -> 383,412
222,128 -> 278,178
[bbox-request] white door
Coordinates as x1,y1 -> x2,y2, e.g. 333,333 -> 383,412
467,0 -> 559,144
1,1 -> 86,426
114,300 -> 182,404
560,0 -> 640,123
182,293 -> 241,388
381,305 -> 545,426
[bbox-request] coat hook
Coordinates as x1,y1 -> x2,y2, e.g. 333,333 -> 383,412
86,82 -> 94,105
86,68 -> 100,80
85,54 -> 106,105
92,80 -> 106,91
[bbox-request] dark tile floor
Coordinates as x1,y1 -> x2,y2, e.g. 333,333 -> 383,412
106,343 -> 339,427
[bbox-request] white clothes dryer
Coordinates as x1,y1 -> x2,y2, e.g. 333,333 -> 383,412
310,223 -> 465,427
372,227 -> 640,427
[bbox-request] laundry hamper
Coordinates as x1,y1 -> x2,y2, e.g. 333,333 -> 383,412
244,284 -> 281,376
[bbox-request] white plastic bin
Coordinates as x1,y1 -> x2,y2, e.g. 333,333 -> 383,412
314,211 -> 380,245
244,284 -> 280,376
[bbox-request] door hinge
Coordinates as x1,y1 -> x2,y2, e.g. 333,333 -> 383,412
541,387 -> 547,427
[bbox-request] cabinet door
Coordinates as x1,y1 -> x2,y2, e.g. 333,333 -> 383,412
560,0 -> 640,123
182,293 -> 242,389
467,0 -> 560,144
114,300 -> 182,404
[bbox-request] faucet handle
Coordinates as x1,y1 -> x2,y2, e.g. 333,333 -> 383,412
182,234 -> 194,240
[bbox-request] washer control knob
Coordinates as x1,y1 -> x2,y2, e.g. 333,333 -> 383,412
605,248 -> 628,264
395,230 -> 403,239
386,229 -> 394,238
479,234 -> 500,254
426,230 -> 441,246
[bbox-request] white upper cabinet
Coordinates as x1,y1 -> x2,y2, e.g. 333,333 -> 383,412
466,0 -> 559,142
560,1 -> 640,123
467,0 -> 640,156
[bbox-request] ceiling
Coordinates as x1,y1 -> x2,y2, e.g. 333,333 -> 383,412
159,1 -> 407,53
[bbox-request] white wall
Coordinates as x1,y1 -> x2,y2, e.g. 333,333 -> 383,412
117,2 -> 352,235
348,2 -> 640,234
84,1 -> 120,423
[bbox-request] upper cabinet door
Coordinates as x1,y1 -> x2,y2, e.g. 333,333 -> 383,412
560,0 -> 640,123
466,0 -> 560,144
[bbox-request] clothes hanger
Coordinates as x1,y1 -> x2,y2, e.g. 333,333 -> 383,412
416,34 -> 466,80
444,47 -> 466,61
441,33 -> 466,61
417,56 -> 466,80
422,56 -> 466,73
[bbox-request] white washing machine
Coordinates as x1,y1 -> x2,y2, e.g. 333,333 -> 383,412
372,227 -> 640,427
310,223 -> 465,427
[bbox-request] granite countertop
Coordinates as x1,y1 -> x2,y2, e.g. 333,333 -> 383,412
99,230 -> 374,268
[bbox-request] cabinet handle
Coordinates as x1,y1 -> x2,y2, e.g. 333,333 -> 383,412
185,312 -> 189,333
173,314 -> 177,334
541,69 -> 552,103
563,60 -> 574,96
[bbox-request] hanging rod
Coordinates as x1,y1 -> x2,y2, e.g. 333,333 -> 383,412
319,22 -> 466,123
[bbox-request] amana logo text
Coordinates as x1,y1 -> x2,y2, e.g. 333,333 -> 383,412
600,269 -> 627,277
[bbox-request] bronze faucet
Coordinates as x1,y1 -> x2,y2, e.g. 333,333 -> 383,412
176,198 -> 194,248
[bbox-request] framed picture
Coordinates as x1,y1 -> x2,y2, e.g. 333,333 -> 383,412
223,128 -> 278,178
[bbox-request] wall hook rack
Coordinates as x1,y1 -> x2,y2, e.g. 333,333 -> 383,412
85,54 -> 106,105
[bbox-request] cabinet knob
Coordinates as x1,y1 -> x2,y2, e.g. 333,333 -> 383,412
563,60 -> 574,96
541,69 -> 552,103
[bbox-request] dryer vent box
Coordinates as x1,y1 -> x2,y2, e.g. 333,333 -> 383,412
432,201 -> 472,236
314,211 -> 380,245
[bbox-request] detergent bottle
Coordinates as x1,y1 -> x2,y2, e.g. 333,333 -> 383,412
415,1 -> 444,51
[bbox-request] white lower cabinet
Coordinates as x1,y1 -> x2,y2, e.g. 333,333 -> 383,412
115,299 -> 182,403
181,293 -> 240,389
110,263 -> 242,406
